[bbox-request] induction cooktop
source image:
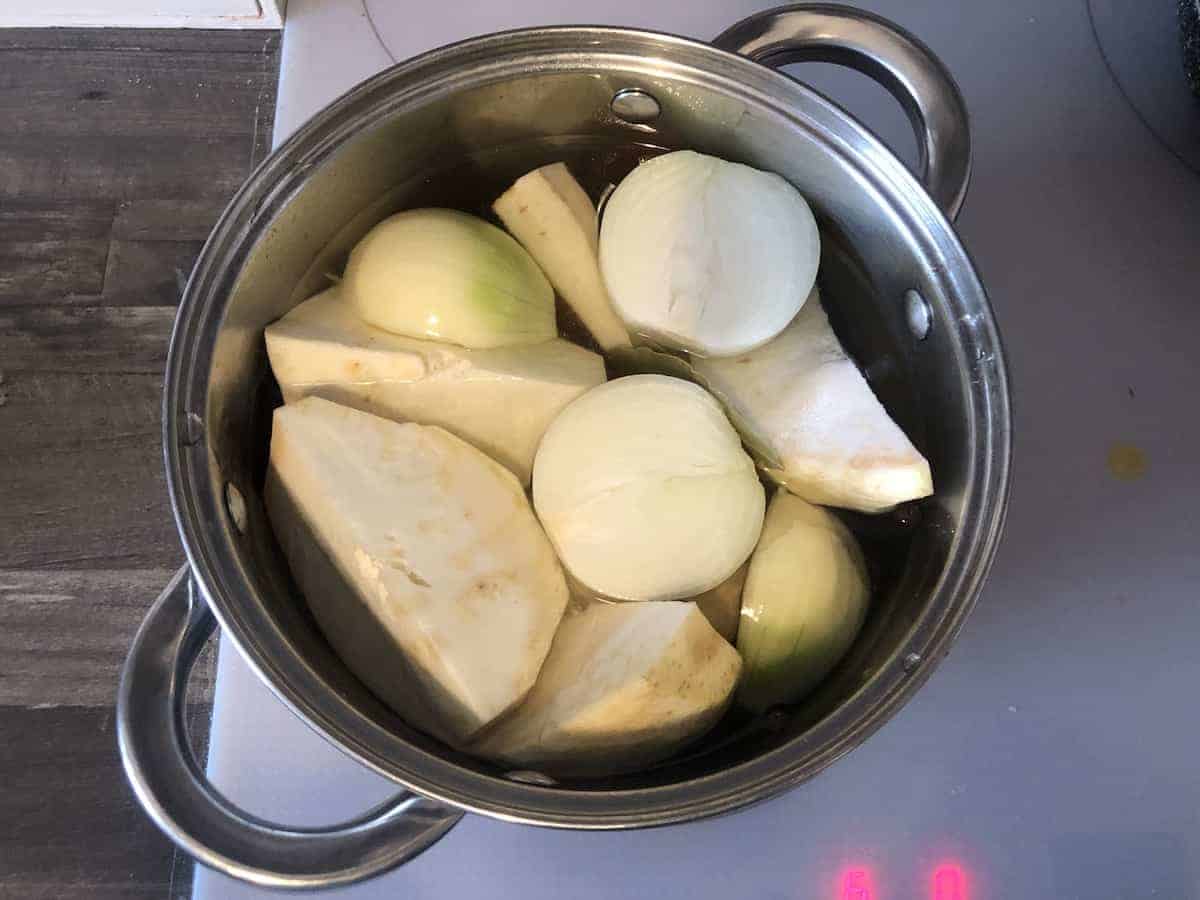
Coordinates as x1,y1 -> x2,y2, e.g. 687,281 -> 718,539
193,2 -> 1200,897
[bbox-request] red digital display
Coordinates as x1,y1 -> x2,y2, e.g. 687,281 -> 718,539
932,863 -> 967,900
839,867 -> 874,900
832,861 -> 970,899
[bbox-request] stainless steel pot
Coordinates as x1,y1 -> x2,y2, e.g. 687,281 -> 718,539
117,4 -> 1010,889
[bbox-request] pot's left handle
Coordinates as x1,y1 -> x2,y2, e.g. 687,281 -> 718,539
117,566 -> 464,890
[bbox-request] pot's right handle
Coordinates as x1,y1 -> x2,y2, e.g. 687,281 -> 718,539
714,3 -> 971,220
117,566 -> 464,890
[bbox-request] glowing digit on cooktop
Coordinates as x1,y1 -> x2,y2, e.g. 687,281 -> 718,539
932,863 -> 967,900
840,868 -> 873,900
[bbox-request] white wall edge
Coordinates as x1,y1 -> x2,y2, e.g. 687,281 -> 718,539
0,1 -> 284,28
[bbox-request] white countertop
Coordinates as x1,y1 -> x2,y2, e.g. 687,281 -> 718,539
197,1 -> 1200,897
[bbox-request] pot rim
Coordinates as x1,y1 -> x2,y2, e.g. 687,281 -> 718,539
163,23 -> 1011,829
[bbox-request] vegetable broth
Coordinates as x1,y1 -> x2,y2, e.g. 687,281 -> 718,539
272,134 -> 930,778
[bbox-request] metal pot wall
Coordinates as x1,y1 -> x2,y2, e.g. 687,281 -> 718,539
117,4 -> 1010,889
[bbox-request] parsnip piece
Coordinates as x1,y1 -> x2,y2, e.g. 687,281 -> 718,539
494,162 -> 631,350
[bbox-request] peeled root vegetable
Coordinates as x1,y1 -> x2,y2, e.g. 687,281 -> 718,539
266,397 -> 567,744
494,162 -> 631,351
564,562 -> 748,643
343,208 -> 556,349
265,288 -> 605,485
600,150 -> 819,357
533,374 -> 765,602
472,600 -> 742,776
693,287 -> 933,513
737,492 -> 869,712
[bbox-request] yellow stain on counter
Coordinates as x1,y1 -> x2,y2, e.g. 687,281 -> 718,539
1107,442 -> 1148,481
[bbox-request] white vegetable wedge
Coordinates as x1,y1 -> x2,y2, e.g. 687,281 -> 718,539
600,150 -> 819,357
265,397 -> 568,745
265,288 -> 605,485
494,163 -> 631,351
562,562 -> 747,643
737,492 -> 869,712
693,288 -> 933,512
343,208 -> 556,349
473,600 -> 742,775
533,374 -> 765,602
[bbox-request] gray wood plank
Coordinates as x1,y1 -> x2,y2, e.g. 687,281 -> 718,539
0,200 -> 114,300
0,235 -> 109,298
0,47 -> 278,141
0,309 -> 180,576
2,886 -> 170,899
0,569 -> 190,706
0,133 -> 264,204
0,28 -> 278,209
0,305 -> 173,372
0,28 -> 280,54
0,25 -> 279,898
112,198 -> 236,243
0,198 -> 114,238
0,370 -> 177,569
0,704 -> 211,899
101,240 -> 204,307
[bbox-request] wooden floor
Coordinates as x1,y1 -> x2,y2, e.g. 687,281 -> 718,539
0,29 -> 279,899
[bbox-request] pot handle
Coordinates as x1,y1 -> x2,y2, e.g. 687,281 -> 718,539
116,566 -> 464,889
714,3 -> 971,220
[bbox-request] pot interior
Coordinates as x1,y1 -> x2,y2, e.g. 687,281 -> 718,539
180,36 -> 1000,815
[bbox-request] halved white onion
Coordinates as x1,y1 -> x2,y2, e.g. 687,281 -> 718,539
343,208 -> 556,349
532,374 -> 765,602
737,492 -> 869,712
599,150 -> 819,357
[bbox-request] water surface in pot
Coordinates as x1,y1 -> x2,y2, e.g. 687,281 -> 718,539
238,132 -> 947,786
